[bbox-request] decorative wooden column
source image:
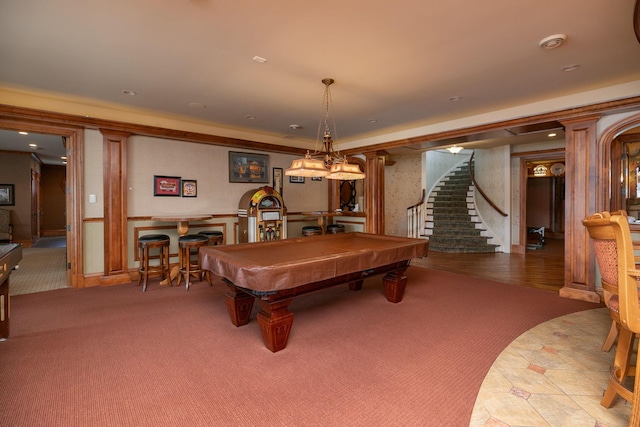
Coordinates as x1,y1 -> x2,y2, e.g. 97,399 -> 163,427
100,129 -> 131,285
364,152 -> 385,234
559,115 -> 601,303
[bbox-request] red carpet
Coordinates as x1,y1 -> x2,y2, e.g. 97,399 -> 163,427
0,267 -> 601,426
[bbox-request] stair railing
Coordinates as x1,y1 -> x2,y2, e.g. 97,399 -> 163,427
469,151 -> 508,217
407,189 -> 426,238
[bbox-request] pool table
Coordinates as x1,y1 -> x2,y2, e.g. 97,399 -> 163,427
200,232 -> 428,352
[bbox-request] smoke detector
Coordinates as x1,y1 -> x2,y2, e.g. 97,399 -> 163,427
538,34 -> 567,49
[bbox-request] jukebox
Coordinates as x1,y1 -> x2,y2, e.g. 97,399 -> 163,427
238,186 -> 287,243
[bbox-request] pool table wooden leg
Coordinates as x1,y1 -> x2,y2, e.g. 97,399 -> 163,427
383,269 -> 408,303
257,299 -> 294,353
348,280 -> 363,291
225,285 -> 255,327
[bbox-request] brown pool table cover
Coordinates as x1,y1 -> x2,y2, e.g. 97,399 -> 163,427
200,232 -> 428,292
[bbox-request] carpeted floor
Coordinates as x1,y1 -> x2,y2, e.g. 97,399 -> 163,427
9,246 -> 67,296
0,267 -> 601,426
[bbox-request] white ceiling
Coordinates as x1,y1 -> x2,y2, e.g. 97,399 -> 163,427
1,0 -> 639,164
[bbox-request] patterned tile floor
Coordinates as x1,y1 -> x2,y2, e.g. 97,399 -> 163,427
470,307 -> 631,427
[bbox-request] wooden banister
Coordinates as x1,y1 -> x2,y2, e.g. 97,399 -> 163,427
469,151 -> 508,217
407,189 -> 426,238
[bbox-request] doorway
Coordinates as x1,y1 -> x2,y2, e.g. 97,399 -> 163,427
0,122 -> 82,289
521,157 -> 565,257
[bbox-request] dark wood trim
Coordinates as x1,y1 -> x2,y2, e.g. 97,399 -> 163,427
0,104 -> 307,156
559,115 -> 601,303
343,96 -> 640,156
100,129 -> 130,284
364,152 -> 385,233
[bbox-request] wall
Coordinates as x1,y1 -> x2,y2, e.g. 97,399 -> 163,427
473,146 -> 510,251
0,151 -> 38,242
384,153 -> 422,236
82,130 -> 329,274
526,177 -> 552,229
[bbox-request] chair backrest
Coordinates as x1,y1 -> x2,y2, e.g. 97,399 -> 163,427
582,210 -> 627,295
608,213 -> 640,334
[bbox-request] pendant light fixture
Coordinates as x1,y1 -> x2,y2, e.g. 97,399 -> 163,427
286,78 -> 365,180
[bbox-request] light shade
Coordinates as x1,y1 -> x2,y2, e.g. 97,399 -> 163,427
285,155 -> 330,177
447,145 -> 463,154
286,78 -> 365,180
326,161 -> 366,180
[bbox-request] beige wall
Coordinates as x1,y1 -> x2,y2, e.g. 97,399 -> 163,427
384,153 -> 422,237
81,129 -> 331,274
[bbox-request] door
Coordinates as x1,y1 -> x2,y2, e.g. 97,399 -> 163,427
30,169 -> 41,243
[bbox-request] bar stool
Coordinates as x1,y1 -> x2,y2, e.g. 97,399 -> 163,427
137,234 -> 171,292
326,224 -> 345,234
198,230 -> 224,245
178,234 -> 211,291
302,225 -> 323,237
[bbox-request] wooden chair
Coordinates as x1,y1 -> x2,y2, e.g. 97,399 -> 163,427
591,212 -> 640,425
584,211 -> 628,352
0,208 -> 13,243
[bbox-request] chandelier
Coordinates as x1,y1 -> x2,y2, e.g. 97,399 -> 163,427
285,78 -> 365,180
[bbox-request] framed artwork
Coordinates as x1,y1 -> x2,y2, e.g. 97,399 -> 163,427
0,184 -> 14,206
153,175 -> 181,196
289,175 -> 305,184
229,152 -> 269,183
272,168 -> 283,196
182,179 -> 197,197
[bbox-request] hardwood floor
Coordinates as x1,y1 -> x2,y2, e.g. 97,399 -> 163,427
412,238 -> 564,292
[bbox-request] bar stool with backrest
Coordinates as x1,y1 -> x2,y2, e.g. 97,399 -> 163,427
137,234 -> 171,292
178,234 -> 211,291
198,230 -> 224,245
583,211 -> 630,352
585,211 -> 640,425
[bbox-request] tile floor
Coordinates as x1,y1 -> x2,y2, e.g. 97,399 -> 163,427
470,307 -> 631,427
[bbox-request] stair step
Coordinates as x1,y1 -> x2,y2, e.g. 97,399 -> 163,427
428,244 -> 498,253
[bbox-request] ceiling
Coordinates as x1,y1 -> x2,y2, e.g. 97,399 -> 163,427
1,0 -> 639,164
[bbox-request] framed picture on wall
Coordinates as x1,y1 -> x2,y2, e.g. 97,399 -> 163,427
153,175 -> 181,196
289,175 -> 305,184
0,184 -> 14,206
182,179 -> 197,197
272,168 -> 283,196
229,152 -> 269,183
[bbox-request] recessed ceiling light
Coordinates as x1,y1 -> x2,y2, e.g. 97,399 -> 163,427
18,131 -> 28,135
122,90 -> 137,96
548,133 -> 557,137
538,34 -> 567,49
188,102 -> 206,109
289,124 -> 302,130
561,64 -> 580,72
28,143 -> 38,149
449,96 -> 462,102
368,119 -> 377,124
61,156 -> 67,160
246,115 -> 256,120
252,56 -> 267,63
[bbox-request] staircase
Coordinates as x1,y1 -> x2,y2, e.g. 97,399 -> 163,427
425,162 -> 499,253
